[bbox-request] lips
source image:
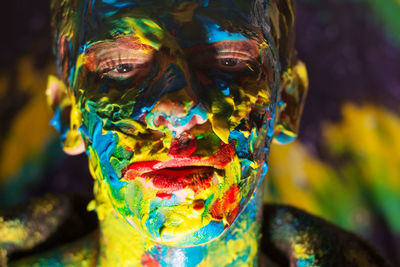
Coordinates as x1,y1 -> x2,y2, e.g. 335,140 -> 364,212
122,143 -> 235,192
148,166 -> 216,193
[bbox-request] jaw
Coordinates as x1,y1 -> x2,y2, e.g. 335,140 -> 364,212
106,157 -> 265,246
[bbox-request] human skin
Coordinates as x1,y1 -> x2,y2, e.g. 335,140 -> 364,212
44,0 -> 305,265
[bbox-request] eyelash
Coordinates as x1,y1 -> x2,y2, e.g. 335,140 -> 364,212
92,43 -> 257,80
214,52 -> 255,71
98,58 -> 145,79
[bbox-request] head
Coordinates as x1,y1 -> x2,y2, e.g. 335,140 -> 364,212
48,0 -> 307,246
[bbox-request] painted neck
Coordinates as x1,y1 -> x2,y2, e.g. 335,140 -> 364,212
96,187 -> 264,267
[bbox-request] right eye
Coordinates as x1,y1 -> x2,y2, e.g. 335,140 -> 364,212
99,58 -> 152,80
84,39 -> 155,81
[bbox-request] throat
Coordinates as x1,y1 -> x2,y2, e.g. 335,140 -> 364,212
97,189 -> 263,267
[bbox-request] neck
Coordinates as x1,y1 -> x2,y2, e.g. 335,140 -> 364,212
96,185 -> 264,267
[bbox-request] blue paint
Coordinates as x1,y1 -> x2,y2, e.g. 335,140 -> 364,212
258,161 -> 269,187
50,107 -> 68,141
267,105 -> 276,140
199,0 -> 209,7
179,246 -> 204,266
219,82 -> 231,95
182,220 -> 225,245
146,209 -> 166,239
204,22 -> 247,43
297,257 -> 316,267
228,130 -> 249,159
221,87 -> 230,96
149,194 -> 180,213
84,102 -> 125,189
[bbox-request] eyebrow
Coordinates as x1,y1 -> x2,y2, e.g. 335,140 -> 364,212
183,40 -> 260,57
85,36 -> 155,53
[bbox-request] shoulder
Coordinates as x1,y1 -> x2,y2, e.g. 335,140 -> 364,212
261,204 -> 392,267
8,232 -> 99,267
1,194 -> 98,266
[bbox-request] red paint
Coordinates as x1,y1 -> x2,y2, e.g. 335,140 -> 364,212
123,143 -> 235,182
156,192 -> 172,200
211,184 -> 240,223
193,200 -> 205,210
208,143 -> 235,167
141,253 -> 161,267
123,160 -> 160,178
122,143 -> 236,194
168,135 -> 197,157
211,199 -> 223,221
150,167 -> 213,193
225,184 -> 240,205
228,206 -> 240,224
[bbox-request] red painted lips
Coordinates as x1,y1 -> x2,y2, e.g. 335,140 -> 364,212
122,143 -> 235,193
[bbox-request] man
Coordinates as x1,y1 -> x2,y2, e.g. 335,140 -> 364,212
3,0 -> 391,266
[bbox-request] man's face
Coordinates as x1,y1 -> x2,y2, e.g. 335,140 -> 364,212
69,0 -> 279,245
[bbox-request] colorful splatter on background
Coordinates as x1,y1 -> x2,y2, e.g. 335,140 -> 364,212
0,0 -> 399,265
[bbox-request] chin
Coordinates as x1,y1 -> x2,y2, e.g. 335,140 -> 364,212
104,149 -> 264,245
124,201 -> 234,246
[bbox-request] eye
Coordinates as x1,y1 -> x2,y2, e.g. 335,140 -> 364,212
114,63 -> 134,73
219,58 -> 239,67
214,56 -> 253,72
102,63 -> 136,78
100,60 -> 150,79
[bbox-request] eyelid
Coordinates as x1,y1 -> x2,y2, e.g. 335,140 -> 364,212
214,51 -> 254,60
98,57 -> 143,72
84,40 -> 154,72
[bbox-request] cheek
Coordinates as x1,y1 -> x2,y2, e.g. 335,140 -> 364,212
224,81 -> 272,153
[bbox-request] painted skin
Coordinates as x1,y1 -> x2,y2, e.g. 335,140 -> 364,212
64,1 -> 279,246
42,0 -> 295,265
1,1 -> 393,266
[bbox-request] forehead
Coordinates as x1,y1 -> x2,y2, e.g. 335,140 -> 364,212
75,0 -> 264,47
84,0 -> 256,19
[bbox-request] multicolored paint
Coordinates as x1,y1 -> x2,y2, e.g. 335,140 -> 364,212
2,0 -> 400,265
46,0 -> 299,265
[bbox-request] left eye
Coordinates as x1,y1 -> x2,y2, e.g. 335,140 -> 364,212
102,63 -> 138,79
114,63 -> 135,73
215,57 -> 251,71
219,58 -> 239,67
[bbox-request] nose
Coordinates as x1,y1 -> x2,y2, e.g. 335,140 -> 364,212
144,64 -> 208,136
148,100 -> 208,136
154,109 -> 207,136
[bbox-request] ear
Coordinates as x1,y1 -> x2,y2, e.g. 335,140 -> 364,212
46,75 -> 85,155
273,61 -> 309,144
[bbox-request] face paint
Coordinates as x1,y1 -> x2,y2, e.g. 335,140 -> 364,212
53,0 -> 283,247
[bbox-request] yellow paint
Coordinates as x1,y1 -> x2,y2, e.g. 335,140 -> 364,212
265,141 -> 328,214
171,2 -> 198,22
210,114 -> 230,144
323,104 -> 400,189
118,18 -> 165,50
197,219 -> 260,267
0,217 -> 28,245
0,57 -> 56,182
294,61 -> 309,90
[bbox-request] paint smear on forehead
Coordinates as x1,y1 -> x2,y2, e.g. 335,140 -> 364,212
85,17 -> 166,50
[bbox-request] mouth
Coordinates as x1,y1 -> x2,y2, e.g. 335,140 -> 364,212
122,143 -> 234,193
